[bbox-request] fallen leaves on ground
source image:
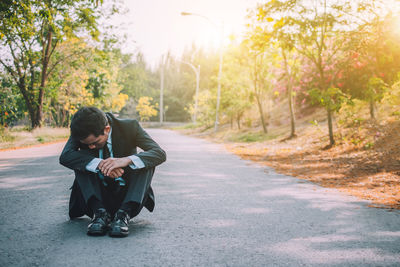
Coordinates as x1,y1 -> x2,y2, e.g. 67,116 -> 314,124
226,120 -> 400,209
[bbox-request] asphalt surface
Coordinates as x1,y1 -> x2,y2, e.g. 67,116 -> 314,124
0,129 -> 399,266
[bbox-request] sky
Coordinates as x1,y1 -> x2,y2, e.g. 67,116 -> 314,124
114,0 -> 260,67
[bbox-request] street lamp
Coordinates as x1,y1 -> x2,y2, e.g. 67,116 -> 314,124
178,60 -> 200,124
181,11 -> 224,132
159,55 -> 165,125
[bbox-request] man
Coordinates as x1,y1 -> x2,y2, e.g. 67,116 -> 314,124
59,107 -> 166,237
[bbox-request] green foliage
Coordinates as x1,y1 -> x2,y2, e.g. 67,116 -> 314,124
229,131 -> 278,143
309,87 -> 349,112
0,0 -> 101,128
0,126 -> 15,142
0,74 -> 25,126
173,123 -> 199,130
219,43 -> 253,127
384,74 -> 400,107
0,0 -> 399,153
119,53 -> 155,102
86,70 -> 109,99
244,118 -> 253,128
366,77 -> 388,103
193,90 -> 215,127
45,38 -> 128,126
136,96 -> 158,122
364,141 -> 374,150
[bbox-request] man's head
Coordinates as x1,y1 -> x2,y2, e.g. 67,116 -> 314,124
70,107 -> 110,149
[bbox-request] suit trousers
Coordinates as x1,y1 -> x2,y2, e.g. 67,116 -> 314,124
69,167 -> 155,219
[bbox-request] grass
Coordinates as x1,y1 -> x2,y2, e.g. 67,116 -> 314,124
228,131 -> 279,143
173,123 -> 199,130
0,126 -> 69,150
0,127 -> 16,143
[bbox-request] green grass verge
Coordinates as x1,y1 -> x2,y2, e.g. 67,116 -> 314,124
228,131 -> 279,143
173,123 -> 200,130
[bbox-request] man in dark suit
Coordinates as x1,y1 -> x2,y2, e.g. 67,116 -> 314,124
59,107 -> 166,237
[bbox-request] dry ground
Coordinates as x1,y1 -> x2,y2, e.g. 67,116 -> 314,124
180,111 -> 400,209
227,119 -> 400,209
0,126 -> 69,150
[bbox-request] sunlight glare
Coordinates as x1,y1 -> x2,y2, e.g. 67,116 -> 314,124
391,16 -> 400,39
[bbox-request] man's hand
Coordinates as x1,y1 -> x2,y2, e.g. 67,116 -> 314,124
107,167 -> 124,178
99,157 -> 132,176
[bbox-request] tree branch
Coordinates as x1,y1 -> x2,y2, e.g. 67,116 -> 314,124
0,59 -> 19,84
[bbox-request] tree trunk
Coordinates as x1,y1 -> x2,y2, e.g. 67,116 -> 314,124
252,54 -> 267,134
34,30 -> 53,128
288,85 -> 296,138
51,108 -> 59,126
327,107 -> 335,146
237,113 -> 241,130
256,96 -> 267,134
282,48 -> 296,139
61,109 -> 66,127
17,79 -> 38,129
369,99 -> 376,120
30,111 -> 40,128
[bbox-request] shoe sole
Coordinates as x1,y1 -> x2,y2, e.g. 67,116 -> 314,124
87,227 -> 109,236
87,230 -> 108,236
108,231 -> 129,237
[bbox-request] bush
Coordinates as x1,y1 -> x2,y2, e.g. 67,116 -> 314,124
0,126 -> 15,143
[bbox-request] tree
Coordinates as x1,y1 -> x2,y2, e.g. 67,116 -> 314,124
249,6 -> 301,138
220,44 -> 252,129
0,72 -> 25,126
255,0 -> 361,146
45,38 -> 128,126
280,47 -> 299,138
241,32 -> 274,134
342,12 -> 400,120
45,38 -> 93,126
0,0 -> 99,128
119,52 -> 154,102
136,96 -> 158,122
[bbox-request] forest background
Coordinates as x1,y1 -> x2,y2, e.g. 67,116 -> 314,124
1,0 -> 400,208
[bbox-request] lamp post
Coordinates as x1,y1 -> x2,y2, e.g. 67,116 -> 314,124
181,12 -> 223,132
178,60 -> 200,124
159,55 -> 165,125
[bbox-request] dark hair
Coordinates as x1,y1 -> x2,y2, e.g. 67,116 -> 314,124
70,107 -> 108,140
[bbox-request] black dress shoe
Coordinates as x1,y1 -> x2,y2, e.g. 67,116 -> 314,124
109,210 -> 130,237
87,208 -> 111,236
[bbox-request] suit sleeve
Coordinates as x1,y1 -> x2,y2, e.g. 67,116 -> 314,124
133,120 -> 166,168
59,136 -> 97,172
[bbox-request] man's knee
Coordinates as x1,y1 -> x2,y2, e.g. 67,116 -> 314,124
73,170 -> 102,203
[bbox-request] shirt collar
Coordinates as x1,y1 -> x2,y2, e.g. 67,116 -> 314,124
107,127 -> 112,145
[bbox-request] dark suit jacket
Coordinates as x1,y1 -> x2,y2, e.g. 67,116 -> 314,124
59,113 -> 166,213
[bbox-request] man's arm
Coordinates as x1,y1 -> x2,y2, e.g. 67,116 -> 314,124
59,136 -> 97,172
132,120 -> 166,167
97,120 -> 166,175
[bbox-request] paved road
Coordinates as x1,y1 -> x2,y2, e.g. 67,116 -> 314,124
0,129 -> 399,266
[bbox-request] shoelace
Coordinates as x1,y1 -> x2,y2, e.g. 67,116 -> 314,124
115,211 -> 129,223
93,210 -> 109,223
